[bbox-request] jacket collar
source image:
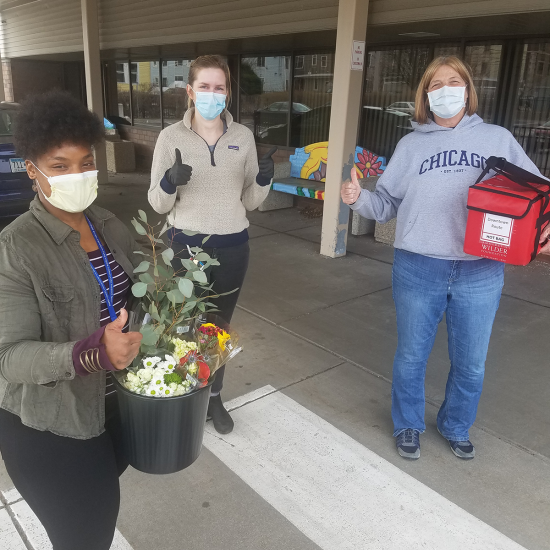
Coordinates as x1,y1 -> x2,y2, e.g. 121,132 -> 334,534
183,107 -> 233,130
30,196 -> 115,245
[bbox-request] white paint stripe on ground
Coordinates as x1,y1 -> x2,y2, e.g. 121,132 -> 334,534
204,386 -> 526,550
0,508 -> 27,550
223,383 -> 277,412
0,487 -> 133,550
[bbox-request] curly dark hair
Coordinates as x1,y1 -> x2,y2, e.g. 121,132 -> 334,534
13,90 -> 104,161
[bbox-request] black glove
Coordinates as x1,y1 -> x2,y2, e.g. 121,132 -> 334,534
258,146 -> 277,180
165,148 -> 192,187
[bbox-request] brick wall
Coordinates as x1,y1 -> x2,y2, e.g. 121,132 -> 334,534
2,61 -> 14,102
118,125 -> 161,169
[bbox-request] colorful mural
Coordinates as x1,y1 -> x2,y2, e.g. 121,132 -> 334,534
289,142 -> 386,184
273,143 -> 386,201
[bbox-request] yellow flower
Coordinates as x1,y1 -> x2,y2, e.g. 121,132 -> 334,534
217,330 -> 231,351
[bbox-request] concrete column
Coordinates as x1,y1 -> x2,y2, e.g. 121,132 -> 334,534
320,0 -> 369,258
81,0 -> 108,183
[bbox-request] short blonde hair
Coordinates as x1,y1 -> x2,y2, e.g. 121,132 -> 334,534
187,55 -> 231,110
414,56 -> 478,124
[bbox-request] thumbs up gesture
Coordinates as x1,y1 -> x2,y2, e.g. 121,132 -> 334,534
100,309 -> 143,370
341,167 -> 362,205
166,148 -> 193,187
258,146 -> 277,180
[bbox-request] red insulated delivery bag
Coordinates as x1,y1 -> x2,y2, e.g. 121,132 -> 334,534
464,156 -> 550,265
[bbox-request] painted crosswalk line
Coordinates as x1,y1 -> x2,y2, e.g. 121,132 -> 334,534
0,488 -> 133,550
204,385 -> 526,550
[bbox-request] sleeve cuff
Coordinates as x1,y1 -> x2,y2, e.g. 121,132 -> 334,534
256,173 -> 272,187
160,173 -> 177,195
72,326 -> 116,376
348,190 -> 366,211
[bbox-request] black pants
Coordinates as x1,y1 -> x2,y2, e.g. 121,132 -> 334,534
0,394 -> 128,550
170,240 -> 250,393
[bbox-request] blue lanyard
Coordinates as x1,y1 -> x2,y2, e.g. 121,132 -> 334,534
85,216 -> 117,322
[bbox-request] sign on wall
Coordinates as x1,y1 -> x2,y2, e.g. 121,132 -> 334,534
351,41 -> 365,71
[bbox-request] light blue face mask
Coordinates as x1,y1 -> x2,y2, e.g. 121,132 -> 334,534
193,90 -> 226,120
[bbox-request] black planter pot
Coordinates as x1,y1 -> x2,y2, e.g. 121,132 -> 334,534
112,375 -> 212,474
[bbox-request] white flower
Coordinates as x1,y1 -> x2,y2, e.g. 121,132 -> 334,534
137,367 -> 154,383
172,339 -> 197,361
187,362 -> 198,376
173,385 -> 187,396
161,386 -> 173,397
142,356 -> 161,368
145,386 -> 160,397
169,382 -> 179,391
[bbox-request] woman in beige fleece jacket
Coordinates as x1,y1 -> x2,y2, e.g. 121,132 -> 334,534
148,55 -> 275,434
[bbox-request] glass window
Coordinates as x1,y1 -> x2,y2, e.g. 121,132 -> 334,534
511,41 -> 550,177
290,53 -> 334,147
464,43 -> 502,123
240,56 -> 291,146
312,55 -> 317,66
359,46 -> 430,159
131,62 -> 161,127
115,62 -> 131,122
161,60 -> 191,127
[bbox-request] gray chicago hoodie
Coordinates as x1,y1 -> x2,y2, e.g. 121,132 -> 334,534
350,114 -> 545,260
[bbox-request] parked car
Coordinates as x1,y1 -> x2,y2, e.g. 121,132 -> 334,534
386,101 -> 415,116
0,102 -> 34,219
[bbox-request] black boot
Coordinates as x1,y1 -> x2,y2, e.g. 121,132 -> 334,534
207,394 -> 234,434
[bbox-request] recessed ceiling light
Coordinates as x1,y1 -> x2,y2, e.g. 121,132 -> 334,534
399,32 -> 441,38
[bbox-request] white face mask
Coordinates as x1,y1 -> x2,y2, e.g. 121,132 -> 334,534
427,85 -> 466,119
33,164 -> 98,213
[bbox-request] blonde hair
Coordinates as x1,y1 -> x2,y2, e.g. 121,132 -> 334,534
414,56 -> 478,124
187,55 -> 231,110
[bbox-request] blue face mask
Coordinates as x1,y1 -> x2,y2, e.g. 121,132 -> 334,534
193,90 -> 226,120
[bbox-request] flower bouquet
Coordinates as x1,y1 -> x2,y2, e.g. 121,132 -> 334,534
112,210 -> 241,474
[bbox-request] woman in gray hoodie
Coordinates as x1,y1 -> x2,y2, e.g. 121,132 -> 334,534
342,56 -> 545,461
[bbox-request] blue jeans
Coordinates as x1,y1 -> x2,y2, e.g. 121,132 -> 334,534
391,249 -> 504,441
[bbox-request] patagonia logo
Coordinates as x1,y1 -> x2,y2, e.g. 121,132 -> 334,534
228,145 -> 239,150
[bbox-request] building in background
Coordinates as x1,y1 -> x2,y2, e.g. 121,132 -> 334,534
0,0 -> 547,176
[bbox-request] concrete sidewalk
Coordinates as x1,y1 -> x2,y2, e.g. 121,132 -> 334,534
1,178 -> 549,550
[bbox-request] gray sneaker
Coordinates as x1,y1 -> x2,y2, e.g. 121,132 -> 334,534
395,429 -> 421,460
438,428 -> 475,460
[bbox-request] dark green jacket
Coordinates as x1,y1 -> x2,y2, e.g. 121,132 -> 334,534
0,197 -> 141,439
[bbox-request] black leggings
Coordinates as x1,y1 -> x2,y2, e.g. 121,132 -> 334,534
171,240 -> 250,393
0,394 -> 128,550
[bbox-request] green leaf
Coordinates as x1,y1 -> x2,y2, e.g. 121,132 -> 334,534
181,258 -> 198,271
140,324 -> 158,346
138,209 -> 147,223
193,270 -> 208,284
131,282 -> 148,297
202,235 -> 210,245
157,265 -> 174,280
197,302 -> 206,312
181,229 -> 199,236
166,289 -> 185,304
178,277 -> 194,298
133,260 -> 150,273
161,248 -> 174,266
194,252 -> 210,262
139,273 -> 155,284
133,250 -> 150,256
131,218 -> 147,236
154,266 -> 159,277
190,247 -> 202,254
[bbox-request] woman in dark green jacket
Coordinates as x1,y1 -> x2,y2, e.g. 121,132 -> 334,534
0,91 -> 143,549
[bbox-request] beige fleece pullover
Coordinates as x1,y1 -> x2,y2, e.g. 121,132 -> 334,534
149,109 -> 269,235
